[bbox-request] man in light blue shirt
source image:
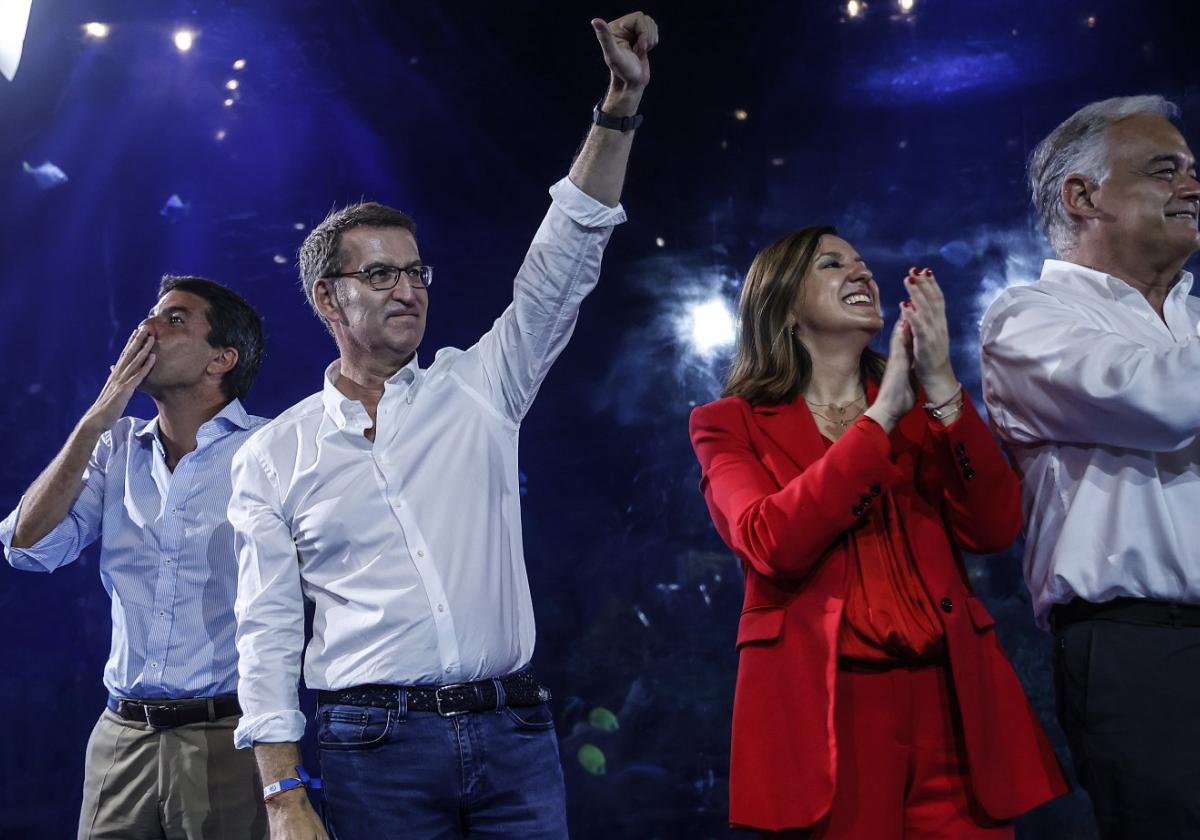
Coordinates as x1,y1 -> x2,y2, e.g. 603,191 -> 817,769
0,276 -> 270,839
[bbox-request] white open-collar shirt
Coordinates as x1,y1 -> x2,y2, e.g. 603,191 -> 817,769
229,178 -> 625,746
981,258 -> 1200,628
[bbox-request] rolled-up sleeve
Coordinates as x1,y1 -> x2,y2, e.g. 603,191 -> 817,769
472,177 -> 626,423
0,432 -> 109,572
228,443 -> 308,748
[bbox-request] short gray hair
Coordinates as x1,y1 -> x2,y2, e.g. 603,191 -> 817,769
297,202 -> 417,322
1029,94 -> 1180,255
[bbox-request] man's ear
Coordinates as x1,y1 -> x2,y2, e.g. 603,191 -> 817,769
313,278 -> 344,324
1062,173 -> 1103,222
208,347 -> 238,378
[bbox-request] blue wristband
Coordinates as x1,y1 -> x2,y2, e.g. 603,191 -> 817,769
263,765 -> 322,803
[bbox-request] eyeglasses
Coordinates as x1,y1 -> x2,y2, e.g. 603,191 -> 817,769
325,264 -> 434,290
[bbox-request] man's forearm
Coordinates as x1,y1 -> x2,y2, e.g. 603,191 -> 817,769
11,417 -> 105,548
568,87 -> 643,208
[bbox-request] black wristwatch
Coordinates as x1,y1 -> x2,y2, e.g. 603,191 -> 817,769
592,101 -> 644,132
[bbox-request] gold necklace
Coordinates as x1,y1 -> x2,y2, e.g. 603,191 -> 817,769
808,405 -> 865,429
805,392 -> 866,430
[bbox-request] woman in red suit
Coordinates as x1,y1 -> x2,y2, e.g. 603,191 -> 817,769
689,227 -> 1067,838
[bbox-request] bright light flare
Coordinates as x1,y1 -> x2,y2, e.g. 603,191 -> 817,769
0,0 -> 33,81
225,78 -> 239,90
232,58 -> 246,70
223,97 -> 234,107
83,22 -> 110,38
898,0 -> 915,13
733,109 -> 749,121
688,298 -> 736,354
847,0 -> 864,18
173,29 -> 195,52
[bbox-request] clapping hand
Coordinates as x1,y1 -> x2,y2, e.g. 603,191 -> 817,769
902,267 -> 959,405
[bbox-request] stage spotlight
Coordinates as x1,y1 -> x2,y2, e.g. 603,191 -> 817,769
225,78 -> 239,90
689,298 -> 735,354
1086,15 -> 1097,28
232,58 -> 246,70
173,29 -> 195,52
83,22 -> 110,39
846,0 -> 864,19
655,236 -> 665,247
215,129 -> 226,141
223,98 -> 234,107
733,109 -> 748,121
0,0 -> 32,81
898,0 -> 915,13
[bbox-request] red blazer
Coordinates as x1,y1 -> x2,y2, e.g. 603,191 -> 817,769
689,389 -> 1068,831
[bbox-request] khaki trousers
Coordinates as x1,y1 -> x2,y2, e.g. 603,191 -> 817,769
78,709 -> 268,840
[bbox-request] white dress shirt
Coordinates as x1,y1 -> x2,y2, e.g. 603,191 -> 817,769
980,258 -> 1200,628
0,400 -> 268,698
229,177 -> 626,747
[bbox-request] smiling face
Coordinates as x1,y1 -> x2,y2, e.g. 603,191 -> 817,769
315,225 -> 429,370
791,235 -> 884,340
1089,113 -> 1200,265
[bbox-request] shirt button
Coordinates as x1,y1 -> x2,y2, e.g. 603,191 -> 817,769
940,597 -> 954,614
445,666 -> 452,673
437,603 -> 445,612
159,611 -> 166,618
150,662 -> 159,669
164,559 -> 172,565
417,550 -> 425,557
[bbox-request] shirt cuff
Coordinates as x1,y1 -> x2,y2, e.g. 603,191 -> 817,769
233,709 -> 308,749
0,497 -> 60,572
549,177 -> 628,228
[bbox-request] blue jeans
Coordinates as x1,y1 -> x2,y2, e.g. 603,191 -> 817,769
317,696 -> 568,839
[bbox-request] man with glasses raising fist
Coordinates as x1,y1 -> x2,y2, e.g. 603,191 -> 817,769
227,11 -> 658,839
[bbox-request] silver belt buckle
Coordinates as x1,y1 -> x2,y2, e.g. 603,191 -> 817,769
141,703 -> 174,727
434,683 -> 470,717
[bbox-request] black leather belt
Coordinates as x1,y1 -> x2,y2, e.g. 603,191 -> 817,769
319,671 -> 549,717
1051,597 -> 1200,631
108,694 -> 241,728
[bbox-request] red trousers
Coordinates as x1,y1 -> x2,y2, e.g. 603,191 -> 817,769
764,661 -> 1013,839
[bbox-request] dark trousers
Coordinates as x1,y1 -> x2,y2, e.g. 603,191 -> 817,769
1054,617 -> 1200,839
318,700 -> 567,839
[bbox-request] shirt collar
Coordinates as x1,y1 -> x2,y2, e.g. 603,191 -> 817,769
132,398 -> 253,447
321,356 -> 421,430
1040,258 -> 1195,306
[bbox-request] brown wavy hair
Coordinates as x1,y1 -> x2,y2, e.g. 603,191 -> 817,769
723,225 -> 887,406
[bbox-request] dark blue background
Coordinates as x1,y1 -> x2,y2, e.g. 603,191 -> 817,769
3,1 -> 1199,837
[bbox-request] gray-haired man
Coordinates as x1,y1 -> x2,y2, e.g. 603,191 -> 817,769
981,96 -> 1200,837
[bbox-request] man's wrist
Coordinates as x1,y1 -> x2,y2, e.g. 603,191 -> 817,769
600,85 -> 643,117
264,784 -> 308,810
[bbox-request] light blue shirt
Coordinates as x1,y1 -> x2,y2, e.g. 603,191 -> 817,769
0,399 -> 268,699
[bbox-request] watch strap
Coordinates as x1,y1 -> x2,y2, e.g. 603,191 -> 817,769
592,102 -> 644,132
